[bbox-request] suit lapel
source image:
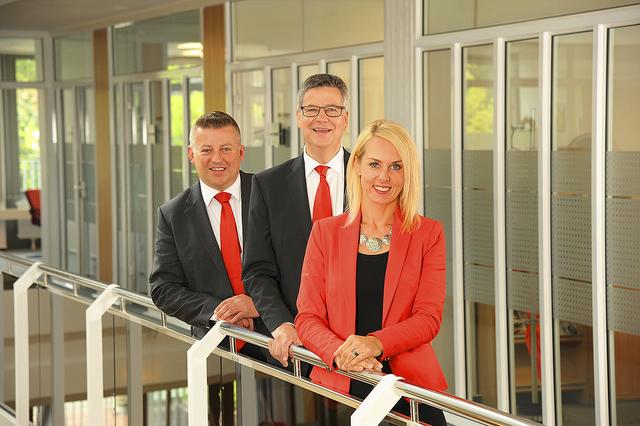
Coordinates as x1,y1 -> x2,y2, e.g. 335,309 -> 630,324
382,209 -> 412,325
185,182 -> 227,274
342,148 -> 351,212
290,155 -> 313,234
339,214 -> 359,334
239,170 -> 252,247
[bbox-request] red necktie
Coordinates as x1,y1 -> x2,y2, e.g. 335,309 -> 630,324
214,192 -> 245,350
313,165 -> 332,222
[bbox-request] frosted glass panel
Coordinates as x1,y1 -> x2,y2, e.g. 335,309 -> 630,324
233,70 -> 265,172
272,68 -> 292,166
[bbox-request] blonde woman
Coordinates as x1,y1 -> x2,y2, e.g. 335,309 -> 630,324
295,119 -> 447,424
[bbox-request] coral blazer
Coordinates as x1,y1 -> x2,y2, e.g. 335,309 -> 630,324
295,208 -> 448,393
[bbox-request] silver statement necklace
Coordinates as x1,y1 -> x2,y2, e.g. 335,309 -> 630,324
359,227 -> 392,252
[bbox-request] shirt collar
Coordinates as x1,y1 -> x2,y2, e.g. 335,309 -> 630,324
200,173 -> 242,207
303,146 -> 344,178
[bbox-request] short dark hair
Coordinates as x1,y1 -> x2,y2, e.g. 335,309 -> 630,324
189,111 -> 241,145
297,73 -> 348,109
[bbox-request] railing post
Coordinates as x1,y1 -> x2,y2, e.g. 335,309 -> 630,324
351,374 -> 403,426
13,262 -> 42,426
86,284 -> 120,426
187,321 -> 226,426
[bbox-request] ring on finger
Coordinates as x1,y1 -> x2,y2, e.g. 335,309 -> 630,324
352,350 -> 359,357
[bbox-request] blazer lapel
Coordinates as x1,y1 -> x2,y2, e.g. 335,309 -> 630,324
339,213 -> 359,334
290,155 -> 313,234
185,182 -> 227,274
382,208 -> 412,325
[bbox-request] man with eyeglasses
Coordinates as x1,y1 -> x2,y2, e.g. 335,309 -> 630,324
243,74 -> 350,368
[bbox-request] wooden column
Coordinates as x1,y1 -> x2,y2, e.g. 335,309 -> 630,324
202,4 -> 226,113
93,28 -> 112,281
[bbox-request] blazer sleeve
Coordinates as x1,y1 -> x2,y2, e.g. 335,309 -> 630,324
243,175 -> 294,332
295,221 -> 344,368
149,206 -> 224,328
371,220 -> 446,360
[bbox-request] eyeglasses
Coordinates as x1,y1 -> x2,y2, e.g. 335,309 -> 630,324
300,105 -> 345,118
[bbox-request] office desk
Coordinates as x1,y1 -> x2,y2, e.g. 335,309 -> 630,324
0,208 -> 32,249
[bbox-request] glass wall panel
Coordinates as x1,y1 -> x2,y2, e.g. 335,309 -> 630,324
271,67 -> 292,165
126,82 -> 150,293
505,38 -> 540,421
462,44 -> 496,407
423,49 -> 455,387
150,80 -> 166,238
552,31 -> 594,426
358,56 -> 384,131
170,79 -> 186,196
232,0 -> 383,60
62,88 -> 78,273
188,77 -> 204,184
327,61 -> 352,149
81,87 -> 97,278
113,10 -> 201,75
0,38 -> 43,82
233,70 -> 265,172
424,0 -> 640,35
54,33 -> 93,81
607,24 -> 640,425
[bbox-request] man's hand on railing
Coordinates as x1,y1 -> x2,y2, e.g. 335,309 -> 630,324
232,317 -> 254,331
269,323 -> 301,367
214,294 -> 259,323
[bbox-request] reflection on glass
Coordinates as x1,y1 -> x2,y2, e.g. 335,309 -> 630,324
358,57 -> 384,131
607,24 -> 640,425
463,44 -> 496,408
423,49 -> 455,388
505,39 -> 540,421
233,70 -> 265,172
327,61 -> 352,149
127,82 -> 149,293
0,38 -> 43,82
54,33 -> 92,81
113,10 -> 201,75
552,31 -> 594,426
188,77 -> 204,184
424,0 -> 639,35
272,68 -> 292,165
170,79 -> 186,196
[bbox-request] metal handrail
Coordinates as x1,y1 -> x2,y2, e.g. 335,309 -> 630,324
0,253 -> 539,426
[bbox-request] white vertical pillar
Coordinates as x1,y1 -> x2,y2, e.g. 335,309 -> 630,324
187,321 -> 226,426
493,37 -> 510,412
0,273 -> 4,403
85,284 -> 120,426
349,55 -> 359,141
538,31 -> 556,426
291,63 -> 299,159
591,23 -> 610,426
451,42 -> 466,399
13,262 -> 42,426
264,66 -> 273,169
238,364 -> 258,426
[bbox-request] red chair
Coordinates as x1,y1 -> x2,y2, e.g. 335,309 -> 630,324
25,189 -> 41,226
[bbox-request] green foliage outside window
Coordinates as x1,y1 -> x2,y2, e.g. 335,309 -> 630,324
15,58 -> 41,190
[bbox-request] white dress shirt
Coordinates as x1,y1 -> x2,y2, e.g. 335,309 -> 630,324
199,174 -> 244,253
303,147 -> 345,217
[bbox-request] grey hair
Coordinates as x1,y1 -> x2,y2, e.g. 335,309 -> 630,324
188,111 -> 241,146
296,73 -> 349,110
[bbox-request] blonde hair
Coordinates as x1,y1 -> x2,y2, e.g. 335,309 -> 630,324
346,119 -> 421,232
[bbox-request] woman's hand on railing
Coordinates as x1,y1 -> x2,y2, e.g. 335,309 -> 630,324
333,335 -> 384,372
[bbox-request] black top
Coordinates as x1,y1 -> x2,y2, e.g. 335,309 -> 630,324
350,251 -> 391,400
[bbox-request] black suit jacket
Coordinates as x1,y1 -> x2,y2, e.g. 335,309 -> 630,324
243,149 -> 350,333
149,171 -> 267,338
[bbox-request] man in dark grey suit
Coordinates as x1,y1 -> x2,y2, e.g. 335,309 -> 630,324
150,111 -> 266,348
243,74 -> 351,367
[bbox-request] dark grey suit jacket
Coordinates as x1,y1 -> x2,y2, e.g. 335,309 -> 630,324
243,149 -> 350,333
149,171 -> 267,338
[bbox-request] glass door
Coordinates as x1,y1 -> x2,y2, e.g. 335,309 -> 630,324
58,86 -> 97,277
